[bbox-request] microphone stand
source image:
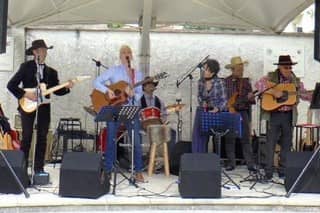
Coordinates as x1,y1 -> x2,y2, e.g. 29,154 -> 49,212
176,55 -> 209,140
30,56 -> 44,187
92,59 -> 107,152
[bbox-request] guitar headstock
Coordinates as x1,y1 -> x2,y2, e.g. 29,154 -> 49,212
74,75 -> 91,82
153,72 -> 169,81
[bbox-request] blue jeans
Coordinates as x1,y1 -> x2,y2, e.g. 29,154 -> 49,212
104,114 -> 143,172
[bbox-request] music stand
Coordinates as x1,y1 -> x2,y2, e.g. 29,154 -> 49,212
95,105 -> 141,195
286,83 -> 320,197
201,111 -> 241,189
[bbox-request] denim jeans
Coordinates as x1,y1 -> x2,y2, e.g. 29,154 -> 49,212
104,114 -> 143,172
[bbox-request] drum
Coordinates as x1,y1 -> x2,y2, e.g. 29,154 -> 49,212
140,107 -> 162,129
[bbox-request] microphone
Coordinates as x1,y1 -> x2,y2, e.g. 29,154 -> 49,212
197,55 -> 210,68
92,58 -> 101,67
126,56 -> 131,69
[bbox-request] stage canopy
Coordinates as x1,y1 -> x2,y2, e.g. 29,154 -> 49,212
7,0 -> 314,33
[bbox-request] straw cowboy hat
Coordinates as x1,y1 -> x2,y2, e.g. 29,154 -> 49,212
225,56 -> 248,69
26,39 -> 53,55
142,76 -> 159,90
273,55 -> 298,65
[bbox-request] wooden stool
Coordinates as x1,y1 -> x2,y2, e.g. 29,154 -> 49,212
147,124 -> 171,176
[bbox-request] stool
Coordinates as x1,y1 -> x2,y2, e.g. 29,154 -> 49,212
147,124 -> 171,176
295,123 -> 320,151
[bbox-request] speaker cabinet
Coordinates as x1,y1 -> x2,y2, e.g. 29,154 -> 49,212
0,0 -> 8,54
59,152 -> 110,198
285,151 -> 320,193
0,150 -> 28,194
170,141 -> 192,176
179,153 -> 221,198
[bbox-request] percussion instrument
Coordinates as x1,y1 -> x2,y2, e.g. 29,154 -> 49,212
147,124 -> 171,145
166,103 -> 185,113
140,107 -> 162,129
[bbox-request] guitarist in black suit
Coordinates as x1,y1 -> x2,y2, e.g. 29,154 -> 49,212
255,55 -> 312,181
7,39 -> 73,176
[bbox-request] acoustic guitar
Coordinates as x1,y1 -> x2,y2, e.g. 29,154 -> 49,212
19,75 -> 91,113
91,72 -> 168,113
0,132 -> 13,150
261,82 -> 297,111
227,92 -> 239,113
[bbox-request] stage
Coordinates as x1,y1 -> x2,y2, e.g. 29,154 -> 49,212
1,163 -> 320,212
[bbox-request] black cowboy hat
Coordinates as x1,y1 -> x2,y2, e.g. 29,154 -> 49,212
26,39 -> 53,55
142,76 -> 159,89
273,55 -> 297,66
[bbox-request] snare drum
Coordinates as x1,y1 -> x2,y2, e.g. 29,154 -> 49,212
140,107 -> 162,129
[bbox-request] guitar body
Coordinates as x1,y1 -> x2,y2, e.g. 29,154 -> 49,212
91,72 -> 169,113
261,83 -> 297,111
19,88 -> 44,113
91,81 -> 130,113
227,92 -> 238,113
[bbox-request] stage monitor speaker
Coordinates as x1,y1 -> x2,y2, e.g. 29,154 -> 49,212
285,151 -> 320,193
315,0 -> 320,62
0,150 -> 28,194
170,141 -> 192,176
179,153 -> 221,198
0,0 -> 8,54
59,152 -> 110,198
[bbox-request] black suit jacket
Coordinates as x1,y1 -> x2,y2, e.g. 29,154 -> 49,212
7,60 -> 70,100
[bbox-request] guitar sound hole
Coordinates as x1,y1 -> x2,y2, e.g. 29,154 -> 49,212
276,91 -> 289,103
114,89 -> 122,96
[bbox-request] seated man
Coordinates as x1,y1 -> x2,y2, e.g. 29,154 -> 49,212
138,77 -> 177,160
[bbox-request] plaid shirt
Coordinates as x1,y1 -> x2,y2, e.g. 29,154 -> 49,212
224,76 -> 256,108
197,76 -> 227,111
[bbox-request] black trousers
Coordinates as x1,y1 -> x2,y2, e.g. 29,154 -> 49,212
224,110 -> 255,167
20,104 -> 50,172
265,111 -> 293,176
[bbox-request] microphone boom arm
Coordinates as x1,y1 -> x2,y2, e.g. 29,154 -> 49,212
176,55 -> 209,87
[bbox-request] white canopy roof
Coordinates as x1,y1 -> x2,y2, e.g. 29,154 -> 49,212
8,0 -> 314,33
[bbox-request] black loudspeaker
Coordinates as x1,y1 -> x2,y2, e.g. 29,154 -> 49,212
170,141 -> 192,176
179,153 -> 221,198
0,150 -> 28,194
285,152 -> 320,193
59,152 -> 110,198
0,0 -> 8,54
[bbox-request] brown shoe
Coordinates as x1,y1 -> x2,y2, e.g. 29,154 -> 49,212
135,172 -> 145,183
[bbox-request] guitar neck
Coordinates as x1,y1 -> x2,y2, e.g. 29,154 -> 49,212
43,81 -> 73,96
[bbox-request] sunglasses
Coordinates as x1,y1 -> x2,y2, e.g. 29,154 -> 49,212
282,66 -> 292,70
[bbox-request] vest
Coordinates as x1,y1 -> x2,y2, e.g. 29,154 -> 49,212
140,95 -> 161,109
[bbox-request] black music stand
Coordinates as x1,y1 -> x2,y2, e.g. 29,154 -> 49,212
201,111 -> 241,189
95,105 -> 140,195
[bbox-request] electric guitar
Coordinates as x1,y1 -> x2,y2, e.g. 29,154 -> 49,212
19,75 -> 91,113
91,72 -> 168,113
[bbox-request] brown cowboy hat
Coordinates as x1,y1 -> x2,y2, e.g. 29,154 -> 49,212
225,56 -> 248,69
26,39 -> 53,55
273,55 -> 297,65
142,76 -> 159,90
